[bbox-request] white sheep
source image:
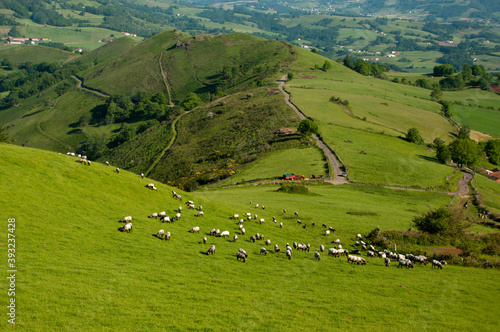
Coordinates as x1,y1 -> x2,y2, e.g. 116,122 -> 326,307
294,211 -> 298,216
274,244 -> 280,253
161,216 -> 170,223
259,218 -> 265,224
122,223 -> 132,233
320,245 -> 325,252
385,257 -> 390,267
141,172 -> 144,179
325,230 -> 331,236
178,206 -> 183,213
432,260 -> 443,269
189,226 -> 200,233
120,216 -> 132,223
220,230 -> 230,238
165,232 -> 170,240
175,213 -> 181,220
116,167 -> 120,173
197,211 -> 204,217
314,252 -> 321,260
232,214 -> 239,219
149,212 -> 158,218
203,236 -> 207,244
156,229 -> 165,239
241,228 -> 245,235
265,239 -> 271,246
146,183 -> 156,190
105,161 -> 109,166
233,235 -> 238,242
280,222 -> 283,228
206,245 -> 215,255
260,247 -> 268,255
286,249 -> 292,260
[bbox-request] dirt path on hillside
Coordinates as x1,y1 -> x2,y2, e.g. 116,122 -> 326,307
278,75 -> 348,185
72,76 -> 110,98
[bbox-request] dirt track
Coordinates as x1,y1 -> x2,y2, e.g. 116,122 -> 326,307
278,76 -> 348,185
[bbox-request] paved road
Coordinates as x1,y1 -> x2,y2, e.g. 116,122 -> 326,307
278,76 -> 348,185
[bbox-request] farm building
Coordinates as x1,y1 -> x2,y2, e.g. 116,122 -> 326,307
282,173 -> 296,180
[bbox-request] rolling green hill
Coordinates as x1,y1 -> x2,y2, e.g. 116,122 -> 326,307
2,143 -> 499,330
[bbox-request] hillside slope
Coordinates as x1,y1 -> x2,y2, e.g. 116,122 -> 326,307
1,143 -> 499,330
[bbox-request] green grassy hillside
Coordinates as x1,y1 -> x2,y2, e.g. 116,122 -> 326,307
1,143 -> 499,330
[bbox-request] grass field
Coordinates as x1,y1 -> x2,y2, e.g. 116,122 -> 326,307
229,146 -> 327,183
474,174 -> 500,214
452,105 -> 500,138
2,143 -> 499,330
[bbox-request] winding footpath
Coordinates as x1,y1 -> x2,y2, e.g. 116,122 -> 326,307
277,76 -> 348,185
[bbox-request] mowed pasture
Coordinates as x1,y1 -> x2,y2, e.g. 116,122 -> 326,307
1,143 -> 498,330
452,105 -> 500,138
229,146 -> 327,184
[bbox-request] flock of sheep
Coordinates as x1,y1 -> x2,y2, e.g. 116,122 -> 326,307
66,152 -> 446,270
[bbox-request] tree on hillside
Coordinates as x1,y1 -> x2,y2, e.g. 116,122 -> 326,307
298,119 -> 319,136
485,139 -> 500,165
182,92 -> 202,111
405,127 -> 423,145
430,87 -> 443,101
322,60 -> 332,71
287,72 -> 294,80
0,126 -> 10,143
433,64 -> 455,77
436,144 -> 451,164
457,126 -> 470,140
343,55 -> 354,70
440,101 -> 452,118
413,206 -> 468,235
449,138 -> 482,167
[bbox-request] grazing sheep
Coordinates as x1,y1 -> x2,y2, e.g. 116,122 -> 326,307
122,223 -> 132,233
220,231 -> 230,238
274,244 -> 280,253
175,213 -> 181,220
302,224 -> 306,229
265,239 -> 271,246
189,226 -> 200,233
149,212 -> 158,218
206,245 -> 216,255
356,234 -> 362,239
197,211 -> 204,217
307,244 -> 311,251
241,228 -> 245,235
116,168 -> 120,173
165,232 -> 170,240
286,249 -> 292,260
188,204 -> 195,210
350,249 -> 360,255
293,242 -> 297,249
255,233 -> 260,240
238,219 -> 245,224
259,218 -> 265,224
178,206 -> 183,213
440,260 -> 447,265
328,248 -> 340,257
283,209 -> 286,213
215,229 -> 220,236
120,216 -> 132,223
141,173 -> 145,179
311,222 -> 316,226
432,260 -> 443,270
259,234 -> 264,240
232,214 -> 239,220
338,244 -> 342,249
250,235 -> 256,243
198,206 -> 203,211
286,245 -> 293,253
203,236 -> 207,244
294,211 -> 298,216
236,251 -> 247,262
161,216 -> 170,223
398,259 -> 413,269
156,229 -> 165,239
245,212 -> 252,217
158,211 -> 167,218
385,257 -> 390,267
254,214 -> 258,220
262,206 -> 265,210
369,245 -> 376,251
239,224 -> 243,230
146,183 -> 157,190
233,235 -> 238,242
297,220 -> 301,224
320,245 -> 325,252
367,251 -> 376,258
297,243 -> 308,251
322,223 -> 327,228
334,239 -> 340,244
210,228 -> 217,236
105,161 -> 110,166
187,200 -> 194,205
260,247 -> 268,255
362,244 -> 367,251
280,222 -> 283,228
314,252 -> 321,260
255,204 -> 259,208
238,248 -> 248,257
325,230 -> 331,236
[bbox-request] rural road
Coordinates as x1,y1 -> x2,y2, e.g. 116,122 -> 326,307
278,75 -> 348,185
457,171 -> 472,195
72,76 -> 110,98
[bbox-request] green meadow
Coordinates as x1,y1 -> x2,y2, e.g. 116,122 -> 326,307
1,143 -> 499,330
452,105 -> 500,138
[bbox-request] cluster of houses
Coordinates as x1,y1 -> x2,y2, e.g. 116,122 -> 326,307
8,37 -> 50,45
484,169 -> 500,183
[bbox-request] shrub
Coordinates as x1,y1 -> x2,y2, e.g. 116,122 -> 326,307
277,183 -> 310,195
